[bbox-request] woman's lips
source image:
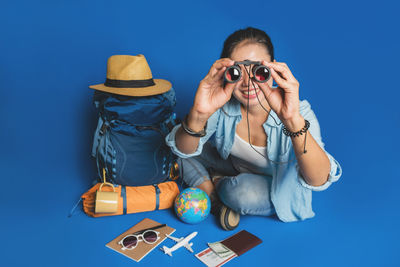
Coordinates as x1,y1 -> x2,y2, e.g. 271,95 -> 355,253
241,88 -> 261,99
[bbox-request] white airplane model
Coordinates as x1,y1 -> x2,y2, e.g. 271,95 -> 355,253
160,231 -> 198,256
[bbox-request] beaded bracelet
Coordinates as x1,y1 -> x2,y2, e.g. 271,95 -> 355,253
282,119 -> 310,137
282,119 -> 310,153
181,115 -> 207,137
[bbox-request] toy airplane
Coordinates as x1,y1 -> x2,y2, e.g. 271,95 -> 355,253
160,231 -> 198,256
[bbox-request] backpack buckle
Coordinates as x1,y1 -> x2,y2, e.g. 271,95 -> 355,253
99,121 -> 109,136
169,161 -> 179,181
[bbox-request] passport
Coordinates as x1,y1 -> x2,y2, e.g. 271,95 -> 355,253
220,230 -> 262,256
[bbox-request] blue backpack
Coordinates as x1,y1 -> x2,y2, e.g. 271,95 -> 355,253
91,88 -> 178,186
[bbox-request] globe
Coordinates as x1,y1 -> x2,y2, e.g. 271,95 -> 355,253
174,187 -> 211,224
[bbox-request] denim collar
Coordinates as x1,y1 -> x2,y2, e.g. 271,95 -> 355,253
221,98 -> 281,128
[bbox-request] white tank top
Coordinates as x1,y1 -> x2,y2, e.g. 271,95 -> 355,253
230,133 -> 272,176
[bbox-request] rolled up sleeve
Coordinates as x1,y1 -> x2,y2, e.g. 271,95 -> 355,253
296,100 -> 343,191
165,110 -> 219,159
297,151 -> 342,191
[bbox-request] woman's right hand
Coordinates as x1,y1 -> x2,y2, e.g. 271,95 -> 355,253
192,58 -> 239,119
177,59 -> 238,149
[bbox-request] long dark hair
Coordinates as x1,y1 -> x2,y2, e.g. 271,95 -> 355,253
220,27 -> 274,61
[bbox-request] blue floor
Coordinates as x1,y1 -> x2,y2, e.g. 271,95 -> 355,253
1,0 -> 399,266
2,153 -> 399,266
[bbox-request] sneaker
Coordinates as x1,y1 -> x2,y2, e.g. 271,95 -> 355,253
209,191 -> 222,216
219,205 -> 240,231
209,168 -> 224,187
208,181 -> 240,231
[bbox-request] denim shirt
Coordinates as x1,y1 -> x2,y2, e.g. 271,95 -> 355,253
166,98 -> 342,222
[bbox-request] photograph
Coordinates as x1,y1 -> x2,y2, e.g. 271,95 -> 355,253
1,0 -> 399,266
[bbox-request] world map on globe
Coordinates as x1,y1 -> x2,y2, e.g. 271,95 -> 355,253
174,187 -> 210,224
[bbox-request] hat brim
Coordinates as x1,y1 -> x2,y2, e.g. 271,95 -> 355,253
89,79 -> 172,97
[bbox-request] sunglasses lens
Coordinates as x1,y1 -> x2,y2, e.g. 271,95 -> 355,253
225,66 -> 241,83
254,65 -> 270,82
122,236 -> 138,249
143,231 -> 158,243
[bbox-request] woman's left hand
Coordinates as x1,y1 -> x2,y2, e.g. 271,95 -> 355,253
256,60 -> 304,131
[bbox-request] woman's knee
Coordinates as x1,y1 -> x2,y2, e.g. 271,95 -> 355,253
217,173 -> 273,215
178,157 -> 210,187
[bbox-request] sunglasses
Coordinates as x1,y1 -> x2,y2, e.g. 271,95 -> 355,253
118,224 -> 166,251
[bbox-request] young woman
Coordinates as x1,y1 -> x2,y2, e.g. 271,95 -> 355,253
166,27 -> 342,230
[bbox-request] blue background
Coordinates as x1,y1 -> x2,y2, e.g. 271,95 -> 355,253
1,0 -> 399,266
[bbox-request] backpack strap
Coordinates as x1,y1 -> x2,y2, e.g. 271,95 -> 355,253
99,116 -> 109,135
68,197 -> 83,218
153,184 -> 161,210
95,118 -> 112,183
121,185 -> 127,214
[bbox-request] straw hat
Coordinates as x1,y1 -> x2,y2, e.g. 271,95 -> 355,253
89,54 -> 171,96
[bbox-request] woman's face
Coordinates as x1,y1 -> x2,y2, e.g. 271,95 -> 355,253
229,41 -> 273,108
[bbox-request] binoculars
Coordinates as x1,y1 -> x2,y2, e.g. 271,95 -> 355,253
224,60 -> 271,83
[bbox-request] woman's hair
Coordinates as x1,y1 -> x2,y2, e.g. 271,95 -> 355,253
220,27 -> 274,61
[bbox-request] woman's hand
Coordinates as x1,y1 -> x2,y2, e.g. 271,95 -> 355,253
176,59 -> 237,152
256,61 -> 304,131
192,58 -> 238,118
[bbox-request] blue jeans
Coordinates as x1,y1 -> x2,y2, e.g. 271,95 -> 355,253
178,143 -> 275,216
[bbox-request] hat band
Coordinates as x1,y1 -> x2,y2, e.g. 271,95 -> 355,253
104,78 -> 155,88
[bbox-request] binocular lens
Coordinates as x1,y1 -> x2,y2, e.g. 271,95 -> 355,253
224,66 -> 241,83
253,65 -> 270,83
224,64 -> 271,83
